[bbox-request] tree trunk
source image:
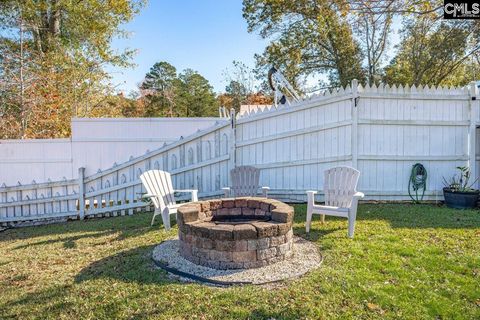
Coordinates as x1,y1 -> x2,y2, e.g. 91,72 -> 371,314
49,0 -> 61,36
19,17 -> 27,139
31,26 -> 44,54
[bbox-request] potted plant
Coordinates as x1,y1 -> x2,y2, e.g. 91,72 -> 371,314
443,166 -> 479,209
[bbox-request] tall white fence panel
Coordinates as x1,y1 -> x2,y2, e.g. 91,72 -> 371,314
0,139 -> 74,183
356,84 -> 472,200
71,117 -> 220,176
80,121 -> 232,219
234,81 -> 478,201
0,120 -> 232,224
0,118 -> 219,185
1,81 -> 479,225
235,87 -> 354,200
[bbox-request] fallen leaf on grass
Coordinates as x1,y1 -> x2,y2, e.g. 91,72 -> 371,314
367,302 -> 385,315
367,302 -> 380,310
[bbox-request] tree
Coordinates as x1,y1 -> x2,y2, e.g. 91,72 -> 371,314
139,63 -> 218,117
218,86 -> 273,111
221,60 -> 266,111
352,0 -> 393,85
219,60 -> 273,111
0,0 -> 145,138
120,91 -> 147,117
222,61 -> 253,111
224,80 -> 248,111
384,17 -> 480,86
140,61 -> 178,117
243,0 -> 480,90
176,69 -> 217,117
243,0 -> 365,88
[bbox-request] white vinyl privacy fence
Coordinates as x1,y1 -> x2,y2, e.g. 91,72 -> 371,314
236,81 -> 478,201
1,121 -> 232,224
1,81 -> 478,224
0,117 -> 220,185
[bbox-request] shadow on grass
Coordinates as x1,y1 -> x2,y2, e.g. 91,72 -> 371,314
12,229 -> 116,250
0,284 -> 77,319
292,222 -> 341,243
0,244 -> 177,318
4,202 -> 477,247
0,211 -> 165,245
290,206 -> 343,246
75,244 -> 176,286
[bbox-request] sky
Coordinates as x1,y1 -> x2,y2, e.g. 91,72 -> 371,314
108,1 -> 402,95
107,0 -> 268,94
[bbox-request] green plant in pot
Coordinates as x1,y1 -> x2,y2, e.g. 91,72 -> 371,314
442,166 -> 479,209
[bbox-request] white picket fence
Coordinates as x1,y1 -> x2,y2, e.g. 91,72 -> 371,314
0,120 -> 232,224
0,179 -> 79,223
236,81 -> 477,201
1,80 -> 478,225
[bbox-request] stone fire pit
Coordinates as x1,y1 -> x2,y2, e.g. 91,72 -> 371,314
177,198 -> 294,270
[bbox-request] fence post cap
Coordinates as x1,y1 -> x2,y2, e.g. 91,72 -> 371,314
470,81 -> 478,98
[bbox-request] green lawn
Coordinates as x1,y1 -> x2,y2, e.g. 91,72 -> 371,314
0,203 -> 478,319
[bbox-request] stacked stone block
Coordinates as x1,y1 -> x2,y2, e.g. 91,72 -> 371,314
177,197 -> 294,270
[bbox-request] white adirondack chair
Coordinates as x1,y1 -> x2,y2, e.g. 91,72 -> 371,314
222,166 -> 270,198
140,170 -> 198,230
306,166 -> 364,238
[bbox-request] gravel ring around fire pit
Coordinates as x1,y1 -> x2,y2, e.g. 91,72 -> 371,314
152,236 -> 322,286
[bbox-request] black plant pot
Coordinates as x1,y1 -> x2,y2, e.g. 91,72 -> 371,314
443,188 -> 479,209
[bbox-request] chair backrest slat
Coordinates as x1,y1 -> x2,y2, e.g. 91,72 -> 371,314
323,166 -> 360,208
230,166 -> 261,197
140,170 -> 176,210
